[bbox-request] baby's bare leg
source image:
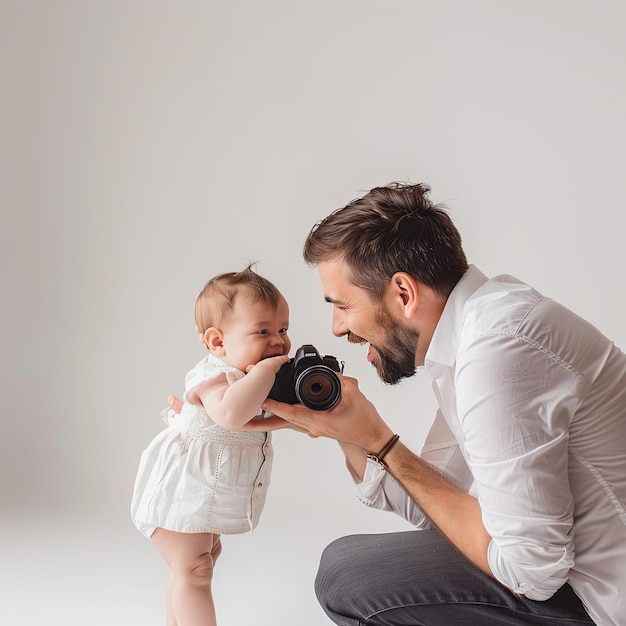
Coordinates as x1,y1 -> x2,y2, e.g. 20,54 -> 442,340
165,571 -> 176,626
152,529 -> 222,626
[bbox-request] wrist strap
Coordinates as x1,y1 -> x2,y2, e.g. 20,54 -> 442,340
367,434 -> 400,467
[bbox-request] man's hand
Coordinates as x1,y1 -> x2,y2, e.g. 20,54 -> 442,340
256,374 -> 393,452
242,409 -> 318,436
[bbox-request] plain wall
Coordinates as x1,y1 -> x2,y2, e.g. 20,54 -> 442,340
1,2 -> 625,624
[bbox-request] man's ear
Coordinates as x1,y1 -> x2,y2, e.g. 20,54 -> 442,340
388,272 -> 420,319
203,327 -> 225,355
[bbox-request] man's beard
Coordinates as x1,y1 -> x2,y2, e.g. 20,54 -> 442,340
349,308 -> 419,385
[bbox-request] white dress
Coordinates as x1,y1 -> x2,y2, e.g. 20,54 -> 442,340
131,354 -> 273,537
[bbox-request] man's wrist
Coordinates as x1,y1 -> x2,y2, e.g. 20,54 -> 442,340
366,433 -> 400,467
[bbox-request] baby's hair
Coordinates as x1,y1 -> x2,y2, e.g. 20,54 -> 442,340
194,262 -> 283,335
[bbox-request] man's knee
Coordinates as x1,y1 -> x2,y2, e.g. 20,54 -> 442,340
315,536 -> 360,612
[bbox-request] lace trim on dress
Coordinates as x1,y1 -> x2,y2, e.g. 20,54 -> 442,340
187,408 -> 267,445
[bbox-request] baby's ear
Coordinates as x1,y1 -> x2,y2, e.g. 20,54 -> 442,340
203,327 -> 225,355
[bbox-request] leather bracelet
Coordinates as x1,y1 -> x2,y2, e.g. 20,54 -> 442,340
366,434 -> 400,467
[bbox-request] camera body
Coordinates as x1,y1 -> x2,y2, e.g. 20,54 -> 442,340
268,344 -> 343,411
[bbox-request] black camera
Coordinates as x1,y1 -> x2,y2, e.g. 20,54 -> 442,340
268,344 -> 343,411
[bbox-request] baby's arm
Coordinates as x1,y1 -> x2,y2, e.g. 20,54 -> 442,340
194,355 -> 289,430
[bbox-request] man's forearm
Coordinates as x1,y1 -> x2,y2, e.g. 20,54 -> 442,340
339,440 -> 368,481
383,440 -> 493,575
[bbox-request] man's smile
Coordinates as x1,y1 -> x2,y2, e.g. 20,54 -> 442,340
347,332 -> 378,363
347,332 -> 367,346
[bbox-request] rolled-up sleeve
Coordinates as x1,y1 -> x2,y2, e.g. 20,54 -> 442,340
456,332 -> 582,599
355,458 -> 433,528
354,410 -> 474,529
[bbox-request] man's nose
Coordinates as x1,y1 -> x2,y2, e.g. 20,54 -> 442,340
332,310 -> 348,337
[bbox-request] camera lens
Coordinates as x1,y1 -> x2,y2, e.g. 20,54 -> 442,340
295,366 -> 341,411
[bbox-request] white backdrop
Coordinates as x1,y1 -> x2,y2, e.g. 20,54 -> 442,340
1,2 -> 625,624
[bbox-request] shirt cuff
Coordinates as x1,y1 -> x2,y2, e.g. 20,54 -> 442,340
354,459 -> 432,529
355,458 -> 388,507
487,540 -> 572,600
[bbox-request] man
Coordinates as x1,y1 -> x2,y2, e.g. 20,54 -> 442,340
248,182 -> 625,625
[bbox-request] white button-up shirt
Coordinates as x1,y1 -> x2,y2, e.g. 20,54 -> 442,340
356,265 -> 626,626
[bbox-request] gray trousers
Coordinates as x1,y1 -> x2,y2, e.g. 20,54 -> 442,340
314,530 -> 595,625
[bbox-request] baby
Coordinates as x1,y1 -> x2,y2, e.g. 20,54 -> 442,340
131,265 -> 290,626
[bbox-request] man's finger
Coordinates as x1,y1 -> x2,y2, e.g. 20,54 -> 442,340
261,398 -> 314,426
242,415 -> 291,431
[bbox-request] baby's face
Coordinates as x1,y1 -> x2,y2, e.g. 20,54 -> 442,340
219,295 -> 291,371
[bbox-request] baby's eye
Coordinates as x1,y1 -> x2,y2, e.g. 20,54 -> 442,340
279,328 -> 288,334
257,329 -> 268,335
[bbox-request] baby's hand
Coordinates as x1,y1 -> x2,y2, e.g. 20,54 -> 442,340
168,395 -> 184,413
245,354 -> 290,375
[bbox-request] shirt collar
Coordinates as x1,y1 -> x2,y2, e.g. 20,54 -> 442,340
424,264 -> 488,368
